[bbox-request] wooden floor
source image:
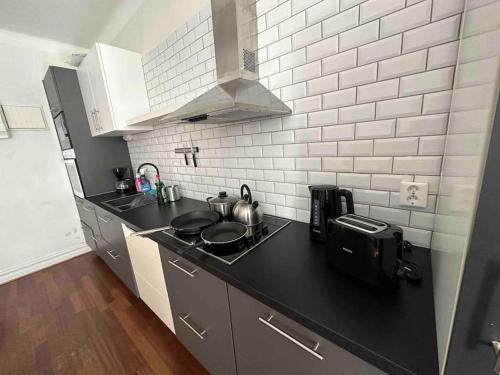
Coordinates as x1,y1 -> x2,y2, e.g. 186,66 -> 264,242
0,252 -> 209,375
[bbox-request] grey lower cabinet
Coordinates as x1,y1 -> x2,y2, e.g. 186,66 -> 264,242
89,205 -> 138,297
228,286 -> 387,375
75,197 -> 101,255
159,245 -> 237,375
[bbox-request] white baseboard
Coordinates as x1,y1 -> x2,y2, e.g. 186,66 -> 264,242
0,243 -> 92,285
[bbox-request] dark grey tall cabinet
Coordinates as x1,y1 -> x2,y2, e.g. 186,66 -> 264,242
43,66 -> 132,197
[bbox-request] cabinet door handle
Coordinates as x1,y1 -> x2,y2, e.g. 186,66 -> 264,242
90,110 -> 98,132
98,216 -> 111,223
168,259 -> 198,277
107,249 -> 119,260
179,314 -> 206,340
258,315 -> 324,361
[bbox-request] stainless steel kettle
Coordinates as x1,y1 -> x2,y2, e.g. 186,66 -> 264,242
232,184 -> 264,227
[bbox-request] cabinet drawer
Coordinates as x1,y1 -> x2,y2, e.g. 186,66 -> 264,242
95,207 -> 127,252
228,286 -> 386,375
76,198 -> 99,231
101,239 -> 138,297
160,246 -> 237,375
81,221 -> 98,253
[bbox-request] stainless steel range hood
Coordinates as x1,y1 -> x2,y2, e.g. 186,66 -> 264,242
161,0 -> 291,124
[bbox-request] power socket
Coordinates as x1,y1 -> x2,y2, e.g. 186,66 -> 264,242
400,182 -> 429,208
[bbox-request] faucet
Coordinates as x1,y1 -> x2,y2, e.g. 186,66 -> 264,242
137,162 -> 160,181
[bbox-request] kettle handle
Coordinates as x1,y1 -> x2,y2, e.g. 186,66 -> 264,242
241,184 -> 252,204
338,189 -> 355,214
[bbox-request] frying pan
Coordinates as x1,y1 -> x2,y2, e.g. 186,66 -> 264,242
132,210 -> 220,237
200,222 -> 248,255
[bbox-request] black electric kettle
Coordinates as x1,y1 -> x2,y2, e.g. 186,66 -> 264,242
309,185 -> 354,241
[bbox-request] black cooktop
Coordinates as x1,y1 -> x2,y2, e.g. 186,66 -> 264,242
162,215 -> 291,265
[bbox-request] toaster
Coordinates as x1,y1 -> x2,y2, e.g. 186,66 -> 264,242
326,214 -> 404,288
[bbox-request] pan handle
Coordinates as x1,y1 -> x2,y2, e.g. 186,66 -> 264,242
132,226 -> 172,237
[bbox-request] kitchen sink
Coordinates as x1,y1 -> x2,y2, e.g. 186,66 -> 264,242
102,193 -> 156,212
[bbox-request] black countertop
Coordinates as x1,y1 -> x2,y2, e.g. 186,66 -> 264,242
86,193 -> 439,375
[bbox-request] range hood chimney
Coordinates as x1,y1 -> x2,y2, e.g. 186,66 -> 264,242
161,0 -> 291,124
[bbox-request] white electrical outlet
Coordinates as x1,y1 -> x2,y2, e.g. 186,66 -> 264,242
400,182 -> 429,208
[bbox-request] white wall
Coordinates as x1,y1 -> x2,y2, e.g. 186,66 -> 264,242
0,30 -> 89,283
111,0 -> 209,53
431,0 -> 500,372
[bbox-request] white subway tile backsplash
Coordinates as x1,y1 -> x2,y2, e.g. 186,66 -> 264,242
422,90 -> 453,114
296,157 -> 322,170
374,137 -> 419,156
272,130 -> 295,144
393,156 -> 442,175
419,135 -> 446,155
322,49 -> 358,75
358,34 -> 402,65
283,114 -> 308,129
323,157 -> 354,171
339,20 -> 379,51
279,11 -> 307,37
399,67 -> 454,96
280,48 -> 307,70
339,103 -> 375,123
370,206 -> 410,225
357,79 -> 399,103
323,6 -> 360,37
378,50 -> 427,80
353,189 -> 390,206
284,143 -> 309,156
371,174 -> 413,191
432,0 -> 465,21
281,82 -> 307,101
307,74 -> 339,96
356,119 -> 396,139
402,15 -> 461,53
427,41 -> 459,70
292,24 -> 322,49
307,0 -> 340,25
267,1 -> 292,27
137,0 -> 467,240
376,96 -> 422,119
309,142 -> 338,156
268,37 -> 293,60
323,88 -> 357,109
339,63 -> 377,89
294,95 -> 322,113
380,0 -> 431,37
293,61 -> 322,83
295,127 -> 322,142
309,171 -> 337,184
396,114 -> 448,136
354,157 -> 392,173
337,173 -> 371,188
338,139 -> 373,156
285,170 -> 308,183
360,0 -> 405,24
309,109 -> 339,126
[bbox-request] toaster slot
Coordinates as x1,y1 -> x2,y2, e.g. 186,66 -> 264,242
336,215 -> 388,234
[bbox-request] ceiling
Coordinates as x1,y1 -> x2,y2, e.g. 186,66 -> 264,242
0,0 -> 145,48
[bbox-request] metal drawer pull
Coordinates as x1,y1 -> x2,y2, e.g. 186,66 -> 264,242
98,216 -> 111,223
179,314 -> 206,340
168,259 -> 197,277
259,315 -> 324,361
107,250 -> 120,260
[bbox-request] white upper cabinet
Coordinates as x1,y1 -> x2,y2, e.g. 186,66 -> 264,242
77,43 -> 152,136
